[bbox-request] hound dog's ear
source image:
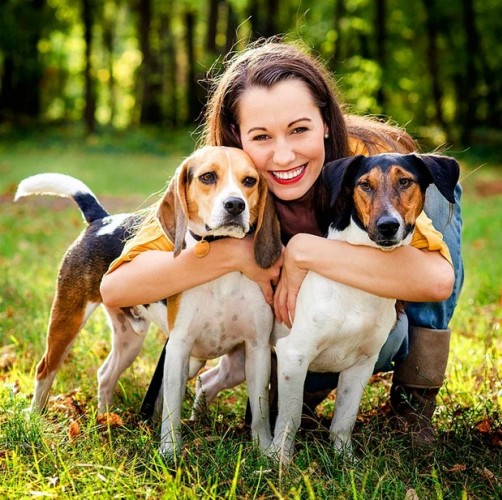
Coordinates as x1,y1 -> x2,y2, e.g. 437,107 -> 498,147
253,179 -> 282,269
322,155 -> 366,206
156,158 -> 190,257
407,154 -> 460,204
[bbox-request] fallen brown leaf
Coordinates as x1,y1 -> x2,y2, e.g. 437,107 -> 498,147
405,488 -> 419,500
446,464 -> 467,473
475,418 -> 491,433
68,420 -> 81,442
97,412 -> 124,428
475,467 -> 497,484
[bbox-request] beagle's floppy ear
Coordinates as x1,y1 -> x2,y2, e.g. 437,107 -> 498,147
156,159 -> 190,257
253,179 -> 282,269
407,154 -> 460,204
322,155 -> 366,206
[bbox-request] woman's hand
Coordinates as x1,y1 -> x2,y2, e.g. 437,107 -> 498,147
273,234 -> 310,328
235,235 -> 283,305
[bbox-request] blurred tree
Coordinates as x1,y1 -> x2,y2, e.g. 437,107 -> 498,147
0,0 -> 501,146
0,0 -> 50,122
82,0 -> 97,134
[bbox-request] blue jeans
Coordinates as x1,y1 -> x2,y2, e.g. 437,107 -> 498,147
374,183 -> 464,372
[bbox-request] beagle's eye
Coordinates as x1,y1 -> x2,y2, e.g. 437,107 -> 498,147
242,176 -> 257,188
199,172 -> 217,184
399,178 -> 413,188
358,181 -> 372,192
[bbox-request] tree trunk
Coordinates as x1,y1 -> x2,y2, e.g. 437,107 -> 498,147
375,0 -> 386,109
82,0 -> 96,134
103,2 -> 116,125
185,9 -> 200,123
206,0 -> 219,53
0,0 -> 45,122
423,0 -> 448,134
332,0 -> 345,68
137,0 -> 162,124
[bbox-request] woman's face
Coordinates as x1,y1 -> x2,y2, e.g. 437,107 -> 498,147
237,79 -> 327,201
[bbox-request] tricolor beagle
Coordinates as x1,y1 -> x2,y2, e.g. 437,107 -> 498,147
15,147 -> 281,458
193,153 -> 460,463
154,147 -> 281,457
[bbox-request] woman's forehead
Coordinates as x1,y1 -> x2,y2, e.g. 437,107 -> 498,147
237,80 -> 321,127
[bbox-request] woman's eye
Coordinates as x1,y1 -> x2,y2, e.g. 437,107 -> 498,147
399,178 -> 412,188
199,172 -> 216,184
252,134 -> 269,141
242,176 -> 257,187
292,127 -> 308,134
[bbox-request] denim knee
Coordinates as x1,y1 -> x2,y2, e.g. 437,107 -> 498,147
406,183 -> 464,329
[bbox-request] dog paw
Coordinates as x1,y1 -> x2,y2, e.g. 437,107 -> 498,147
265,444 -> 293,466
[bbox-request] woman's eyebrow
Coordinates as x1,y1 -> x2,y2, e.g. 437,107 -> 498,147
288,117 -> 312,127
246,117 -> 312,134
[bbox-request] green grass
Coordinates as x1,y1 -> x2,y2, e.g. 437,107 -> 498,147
0,128 -> 501,498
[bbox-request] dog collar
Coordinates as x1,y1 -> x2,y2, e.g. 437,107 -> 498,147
188,231 -> 227,243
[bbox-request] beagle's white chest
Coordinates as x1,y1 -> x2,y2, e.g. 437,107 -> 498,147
172,272 -> 273,360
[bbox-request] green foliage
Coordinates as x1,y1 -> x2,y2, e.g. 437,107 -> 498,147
2,0 -> 502,144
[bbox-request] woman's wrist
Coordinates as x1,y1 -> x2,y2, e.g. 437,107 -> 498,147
286,233 -> 319,271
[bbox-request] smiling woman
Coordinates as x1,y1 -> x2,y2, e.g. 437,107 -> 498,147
100,40 -> 463,451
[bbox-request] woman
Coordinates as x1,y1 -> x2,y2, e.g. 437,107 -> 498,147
101,41 -> 463,447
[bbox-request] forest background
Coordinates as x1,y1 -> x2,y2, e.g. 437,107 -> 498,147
1,0 -> 501,148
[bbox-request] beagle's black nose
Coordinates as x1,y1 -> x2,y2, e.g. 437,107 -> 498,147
224,197 -> 245,216
376,216 -> 400,237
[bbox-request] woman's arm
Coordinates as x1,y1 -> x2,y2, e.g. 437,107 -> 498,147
274,233 -> 454,327
100,236 -> 282,308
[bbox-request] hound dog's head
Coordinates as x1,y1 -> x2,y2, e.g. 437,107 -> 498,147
157,146 -> 282,268
322,153 -> 460,249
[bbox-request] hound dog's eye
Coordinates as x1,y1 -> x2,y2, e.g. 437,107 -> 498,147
399,178 -> 413,188
242,176 -> 257,188
199,172 -> 217,184
358,181 -> 372,192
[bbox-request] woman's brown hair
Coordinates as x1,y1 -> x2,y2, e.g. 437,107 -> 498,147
200,40 -> 350,162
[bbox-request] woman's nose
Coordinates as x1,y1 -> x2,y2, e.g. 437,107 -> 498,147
273,137 -> 295,166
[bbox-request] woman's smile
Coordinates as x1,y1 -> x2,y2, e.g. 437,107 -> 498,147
270,164 -> 307,184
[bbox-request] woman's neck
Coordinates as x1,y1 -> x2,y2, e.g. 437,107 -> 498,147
272,181 -> 324,244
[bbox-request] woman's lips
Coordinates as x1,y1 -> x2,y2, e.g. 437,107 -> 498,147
270,164 -> 307,184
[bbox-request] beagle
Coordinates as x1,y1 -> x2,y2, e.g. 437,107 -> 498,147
193,153 -> 460,463
15,147 -> 281,457
154,146 -> 281,457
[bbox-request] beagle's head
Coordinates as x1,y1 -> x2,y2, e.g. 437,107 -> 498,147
157,146 -> 281,268
322,153 -> 460,249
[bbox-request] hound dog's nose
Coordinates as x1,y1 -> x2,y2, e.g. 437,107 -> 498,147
376,215 -> 400,238
224,197 -> 246,216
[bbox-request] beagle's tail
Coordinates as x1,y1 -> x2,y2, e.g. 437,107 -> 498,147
14,173 -> 109,224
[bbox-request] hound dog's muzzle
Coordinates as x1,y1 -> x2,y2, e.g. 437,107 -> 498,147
322,152 -> 460,249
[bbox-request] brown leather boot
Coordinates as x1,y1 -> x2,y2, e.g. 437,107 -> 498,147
390,326 -> 451,448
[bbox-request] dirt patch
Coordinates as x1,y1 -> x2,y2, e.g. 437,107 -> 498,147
475,180 -> 502,197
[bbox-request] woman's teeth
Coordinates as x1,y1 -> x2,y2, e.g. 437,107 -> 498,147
272,165 -> 306,180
